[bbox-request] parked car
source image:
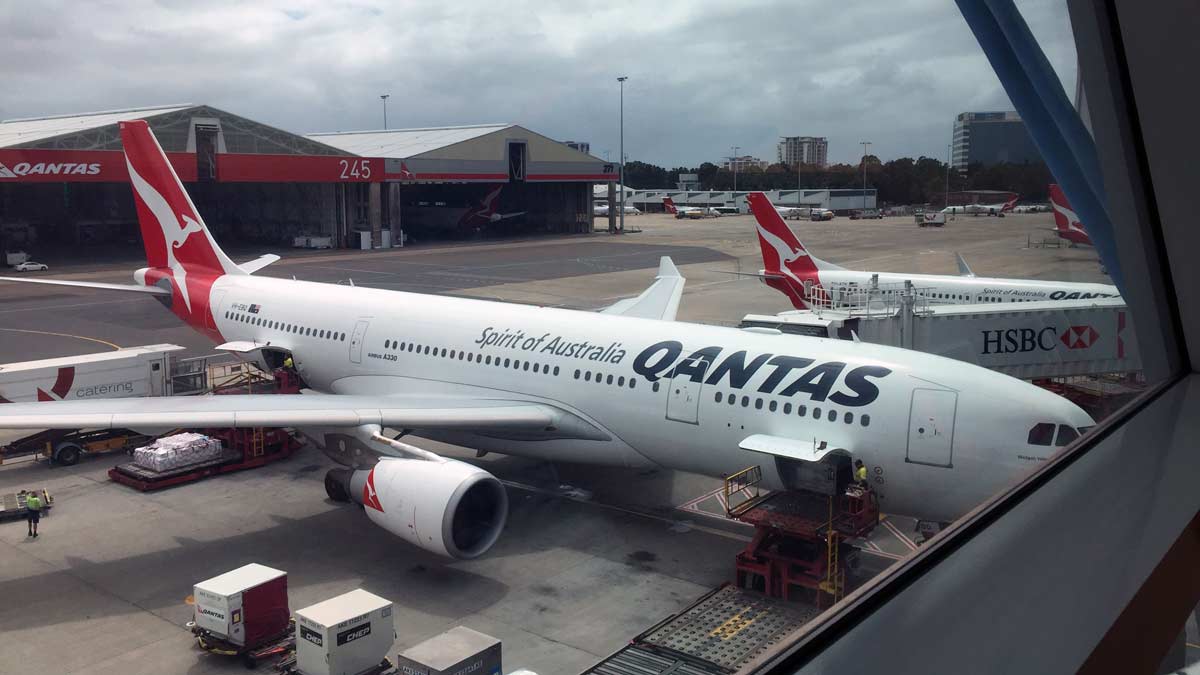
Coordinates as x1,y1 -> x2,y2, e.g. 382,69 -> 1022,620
810,209 -> 834,221
13,261 -> 48,271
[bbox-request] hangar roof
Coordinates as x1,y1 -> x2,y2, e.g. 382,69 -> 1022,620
0,104 -> 346,156
0,104 -> 193,149
308,123 -> 512,158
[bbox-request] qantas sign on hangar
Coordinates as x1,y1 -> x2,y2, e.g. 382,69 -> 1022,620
0,104 -> 615,249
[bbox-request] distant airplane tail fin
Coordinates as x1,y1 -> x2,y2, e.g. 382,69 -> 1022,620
1049,184 -> 1072,232
662,197 -> 678,214
1001,195 -> 1019,213
746,192 -> 841,310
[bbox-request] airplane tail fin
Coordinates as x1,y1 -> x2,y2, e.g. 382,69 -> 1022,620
1002,195 -> 1019,213
745,192 -> 841,276
119,120 -> 243,276
663,197 -> 678,214
1048,184 -> 1071,232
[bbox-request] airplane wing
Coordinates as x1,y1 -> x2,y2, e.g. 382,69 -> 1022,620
0,393 -> 563,432
239,254 -> 281,275
739,433 -> 848,462
600,256 -> 685,321
0,276 -> 171,295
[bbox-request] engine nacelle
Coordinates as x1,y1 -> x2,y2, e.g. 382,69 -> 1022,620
327,459 -> 508,560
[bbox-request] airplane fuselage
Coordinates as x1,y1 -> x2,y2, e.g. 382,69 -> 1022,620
206,273 -> 1092,524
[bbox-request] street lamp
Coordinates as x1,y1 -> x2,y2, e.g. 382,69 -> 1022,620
730,145 -> 741,195
618,76 -> 628,235
945,143 -> 952,210
860,141 -> 872,212
380,94 -> 390,130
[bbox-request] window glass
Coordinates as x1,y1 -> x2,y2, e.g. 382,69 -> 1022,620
828,410 -> 837,422
861,414 -> 871,427
844,412 -> 854,424
784,403 -> 792,414
1055,425 -> 1079,446
754,398 -> 763,410
769,401 -> 777,412
606,374 -> 613,384
1028,422 -> 1056,446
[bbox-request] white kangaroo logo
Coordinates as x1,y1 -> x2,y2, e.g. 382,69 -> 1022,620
125,157 -> 203,312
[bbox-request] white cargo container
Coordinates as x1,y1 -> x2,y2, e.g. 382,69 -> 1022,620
295,589 -> 393,675
193,563 -> 290,648
395,626 -> 502,675
0,344 -> 183,403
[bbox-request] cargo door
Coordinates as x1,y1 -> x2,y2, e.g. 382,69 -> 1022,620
227,591 -> 245,646
349,320 -> 370,364
906,388 -> 957,467
665,357 -> 705,425
148,357 -> 166,396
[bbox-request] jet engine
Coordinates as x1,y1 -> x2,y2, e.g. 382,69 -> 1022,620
325,458 -> 508,560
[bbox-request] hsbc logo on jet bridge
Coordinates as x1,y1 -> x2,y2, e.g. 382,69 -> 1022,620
980,325 -> 1100,355
0,161 -> 101,179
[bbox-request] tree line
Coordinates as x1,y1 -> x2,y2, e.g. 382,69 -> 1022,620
621,157 -> 1056,205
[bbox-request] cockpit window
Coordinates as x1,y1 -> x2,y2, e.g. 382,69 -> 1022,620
1027,423 -> 1056,446
1055,425 -> 1079,447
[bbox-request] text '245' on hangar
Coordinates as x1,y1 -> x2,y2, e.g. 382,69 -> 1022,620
0,104 -> 616,259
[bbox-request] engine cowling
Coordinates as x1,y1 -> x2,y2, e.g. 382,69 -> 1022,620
327,458 -> 508,560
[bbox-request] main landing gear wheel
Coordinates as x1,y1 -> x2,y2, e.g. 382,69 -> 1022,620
324,469 -> 351,502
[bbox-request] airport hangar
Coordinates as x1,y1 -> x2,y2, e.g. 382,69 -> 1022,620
0,104 -> 617,256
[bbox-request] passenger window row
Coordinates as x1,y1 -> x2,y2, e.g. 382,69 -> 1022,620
383,340 -> 561,376
573,368 -> 638,390
226,311 -> 346,342
713,390 -> 871,427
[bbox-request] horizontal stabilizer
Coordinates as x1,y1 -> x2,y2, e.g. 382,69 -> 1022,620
739,433 -> 846,462
0,276 -> 170,295
601,256 -> 685,321
238,254 -> 281,275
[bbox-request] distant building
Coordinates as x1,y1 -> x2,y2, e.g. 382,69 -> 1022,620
777,136 -> 828,168
722,155 -> 769,171
677,173 -> 702,190
563,140 -> 590,154
952,112 -> 1042,170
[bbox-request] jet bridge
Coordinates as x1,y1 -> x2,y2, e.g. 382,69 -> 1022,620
740,281 -> 1140,380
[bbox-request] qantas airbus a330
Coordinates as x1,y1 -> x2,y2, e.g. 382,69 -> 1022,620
0,122 -> 1093,559
746,192 -> 1119,311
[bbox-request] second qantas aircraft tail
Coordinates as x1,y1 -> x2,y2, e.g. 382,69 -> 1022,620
1049,184 -> 1075,233
746,192 -> 842,276
662,197 -> 678,214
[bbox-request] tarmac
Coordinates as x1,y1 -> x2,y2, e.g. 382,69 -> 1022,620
0,211 -> 1143,674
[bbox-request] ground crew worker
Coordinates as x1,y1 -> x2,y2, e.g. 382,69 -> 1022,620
283,356 -> 294,370
25,490 -> 42,538
854,460 -> 869,489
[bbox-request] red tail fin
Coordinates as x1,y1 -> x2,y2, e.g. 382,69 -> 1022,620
746,192 -> 837,310
1048,184 -> 1072,232
119,120 -> 240,276
1001,195 -> 1018,212
663,197 -> 678,214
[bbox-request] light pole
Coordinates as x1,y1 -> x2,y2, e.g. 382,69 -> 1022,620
860,141 -> 872,212
380,94 -> 390,130
730,145 -> 741,194
618,76 -> 628,235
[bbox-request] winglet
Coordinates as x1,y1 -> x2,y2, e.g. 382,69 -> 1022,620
601,256 -> 685,320
955,252 -> 975,277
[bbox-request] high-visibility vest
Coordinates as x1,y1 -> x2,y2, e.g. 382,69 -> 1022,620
25,494 -> 42,511
855,466 -> 868,482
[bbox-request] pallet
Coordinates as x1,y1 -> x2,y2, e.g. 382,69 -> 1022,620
108,440 -> 296,492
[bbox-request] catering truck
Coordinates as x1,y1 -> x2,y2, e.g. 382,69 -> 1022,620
0,344 -> 184,403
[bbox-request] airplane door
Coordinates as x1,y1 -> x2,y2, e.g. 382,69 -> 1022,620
906,388 -> 957,467
665,358 -> 705,425
349,319 -> 369,364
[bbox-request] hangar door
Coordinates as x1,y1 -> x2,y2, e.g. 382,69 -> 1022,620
906,388 -> 957,468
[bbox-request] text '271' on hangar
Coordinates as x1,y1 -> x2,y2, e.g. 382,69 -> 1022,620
0,104 -> 617,258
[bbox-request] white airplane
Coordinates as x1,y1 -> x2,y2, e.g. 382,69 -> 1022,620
0,122 -> 1094,560
746,192 -> 1119,310
774,205 -> 810,220
663,197 -> 719,219
941,195 -> 1018,217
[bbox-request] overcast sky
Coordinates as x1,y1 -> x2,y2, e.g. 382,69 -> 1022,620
0,0 -> 1076,167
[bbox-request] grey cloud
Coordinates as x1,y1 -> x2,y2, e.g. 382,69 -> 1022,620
0,0 -> 1076,167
